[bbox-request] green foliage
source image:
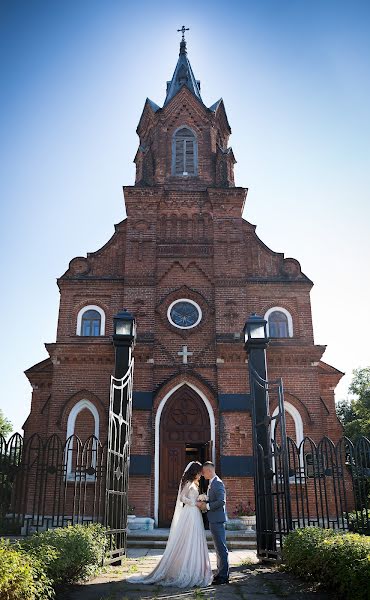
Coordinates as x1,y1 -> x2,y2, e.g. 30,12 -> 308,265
0,410 -> 12,438
21,523 -> 108,585
348,509 -> 370,535
0,524 -> 108,598
0,539 -> 54,600
337,367 -> 370,440
283,527 -> 370,599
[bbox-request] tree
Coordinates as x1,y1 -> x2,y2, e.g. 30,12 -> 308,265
336,367 -> 370,440
0,410 -> 13,438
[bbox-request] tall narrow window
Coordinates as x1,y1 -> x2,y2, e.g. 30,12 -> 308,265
268,311 -> 289,338
172,127 -> 197,176
81,310 -> 101,336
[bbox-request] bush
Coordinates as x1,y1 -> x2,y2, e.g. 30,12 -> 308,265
0,540 -> 54,600
283,527 -> 370,600
348,509 -> 370,535
21,523 -> 108,585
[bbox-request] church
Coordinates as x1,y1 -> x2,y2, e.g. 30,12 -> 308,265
23,33 -> 344,527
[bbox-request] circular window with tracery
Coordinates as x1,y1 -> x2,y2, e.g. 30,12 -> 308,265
167,299 -> 202,330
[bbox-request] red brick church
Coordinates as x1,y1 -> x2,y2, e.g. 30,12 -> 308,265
23,35 -> 343,527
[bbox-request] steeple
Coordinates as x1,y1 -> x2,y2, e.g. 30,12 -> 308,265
163,27 -> 202,107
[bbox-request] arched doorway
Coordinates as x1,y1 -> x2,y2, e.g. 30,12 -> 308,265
159,385 -> 211,526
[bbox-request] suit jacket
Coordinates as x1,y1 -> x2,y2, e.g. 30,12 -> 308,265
207,475 -> 226,523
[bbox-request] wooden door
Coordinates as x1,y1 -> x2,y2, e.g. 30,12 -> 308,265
159,386 -> 211,526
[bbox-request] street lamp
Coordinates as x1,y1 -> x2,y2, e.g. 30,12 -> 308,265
243,312 -> 268,344
243,313 -> 276,559
107,309 -> 136,562
112,309 -> 136,380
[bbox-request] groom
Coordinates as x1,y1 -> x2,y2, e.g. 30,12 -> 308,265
196,461 -> 229,585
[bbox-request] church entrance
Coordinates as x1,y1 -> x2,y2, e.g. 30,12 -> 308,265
159,385 -> 212,527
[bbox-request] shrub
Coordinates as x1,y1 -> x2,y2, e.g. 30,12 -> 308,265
348,509 -> 370,535
283,527 -> 370,600
0,540 -> 54,600
21,523 -> 108,585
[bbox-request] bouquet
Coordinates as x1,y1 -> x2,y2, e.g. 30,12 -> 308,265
197,493 -> 208,513
198,494 -> 208,502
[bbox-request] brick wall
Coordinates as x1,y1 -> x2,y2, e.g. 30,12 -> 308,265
23,63 -> 344,523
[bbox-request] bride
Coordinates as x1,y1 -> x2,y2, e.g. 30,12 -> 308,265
127,461 -> 212,588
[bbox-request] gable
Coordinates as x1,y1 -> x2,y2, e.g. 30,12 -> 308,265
158,259 -> 213,287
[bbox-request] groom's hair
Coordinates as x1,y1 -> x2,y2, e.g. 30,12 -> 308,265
203,461 -> 215,468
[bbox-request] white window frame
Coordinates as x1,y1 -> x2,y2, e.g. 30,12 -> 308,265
167,298 -> 202,330
66,399 -> 100,480
264,306 -> 293,338
171,126 -> 198,177
76,305 -> 106,336
272,401 -> 304,483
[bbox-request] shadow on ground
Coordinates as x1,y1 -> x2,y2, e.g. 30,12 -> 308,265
56,563 -> 333,600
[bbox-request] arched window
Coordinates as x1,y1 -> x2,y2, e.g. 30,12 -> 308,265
265,307 -> 293,338
272,402 -> 304,481
172,127 -> 197,176
81,310 -> 101,336
76,305 -> 105,336
66,399 -> 100,479
272,402 -> 304,447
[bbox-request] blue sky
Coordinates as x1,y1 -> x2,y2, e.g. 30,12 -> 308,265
1,0 -> 369,433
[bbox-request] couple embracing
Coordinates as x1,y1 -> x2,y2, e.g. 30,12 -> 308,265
128,461 -> 229,588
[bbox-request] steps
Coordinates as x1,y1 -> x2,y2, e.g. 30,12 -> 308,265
127,528 -> 257,550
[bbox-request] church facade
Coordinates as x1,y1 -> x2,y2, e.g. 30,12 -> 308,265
23,37 -> 343,526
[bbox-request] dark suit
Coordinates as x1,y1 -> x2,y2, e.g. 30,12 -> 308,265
207,475 -> 229,579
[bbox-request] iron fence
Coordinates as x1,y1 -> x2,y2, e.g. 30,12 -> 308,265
0,361 -> 134,564
0,429 -> 369,562
254,432 -> 370,559
0,432 -> 107,536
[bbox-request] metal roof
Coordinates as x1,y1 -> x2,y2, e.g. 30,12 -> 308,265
163,39 -> 203,107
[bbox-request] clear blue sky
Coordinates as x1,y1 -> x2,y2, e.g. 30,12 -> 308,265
1,0 -> 369,433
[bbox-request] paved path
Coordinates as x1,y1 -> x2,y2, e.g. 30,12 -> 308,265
57,548 -> 333,600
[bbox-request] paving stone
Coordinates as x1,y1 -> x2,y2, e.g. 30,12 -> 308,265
126,548 -> 149,558
56,550 -> 333,600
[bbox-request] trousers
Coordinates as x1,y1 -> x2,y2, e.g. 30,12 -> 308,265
209,521 -> 229,579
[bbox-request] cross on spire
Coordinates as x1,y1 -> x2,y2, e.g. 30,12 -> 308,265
177,25 -> 189,42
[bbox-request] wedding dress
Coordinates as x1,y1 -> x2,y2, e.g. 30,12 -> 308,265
127,469 -> 212,588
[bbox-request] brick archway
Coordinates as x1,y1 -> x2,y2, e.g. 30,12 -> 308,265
155,382 -> 215,526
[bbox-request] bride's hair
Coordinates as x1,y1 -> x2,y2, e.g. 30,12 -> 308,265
181,461 -> 203,487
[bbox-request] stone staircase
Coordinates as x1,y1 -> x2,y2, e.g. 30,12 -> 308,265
127,528 -> 257,550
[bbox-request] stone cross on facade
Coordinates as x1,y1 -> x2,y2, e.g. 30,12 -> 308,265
178,345 -> 193,364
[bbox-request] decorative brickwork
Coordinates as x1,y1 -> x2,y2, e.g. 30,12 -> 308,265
23,40 -> 344,526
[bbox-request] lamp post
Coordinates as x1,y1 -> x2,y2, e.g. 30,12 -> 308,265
107,309 -> 136,562
243,313 -> 276,559
113,309 -> 136,375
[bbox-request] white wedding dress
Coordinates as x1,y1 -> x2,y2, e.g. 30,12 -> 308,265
127,480 -> 212,588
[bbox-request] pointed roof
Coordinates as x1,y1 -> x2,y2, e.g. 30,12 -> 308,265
164,38 -> 202,107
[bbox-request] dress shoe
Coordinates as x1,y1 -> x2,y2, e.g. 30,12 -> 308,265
213,577 -> 229,585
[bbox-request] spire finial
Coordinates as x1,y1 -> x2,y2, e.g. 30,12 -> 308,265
177,25 -> 189,55
177,25 -> 189,43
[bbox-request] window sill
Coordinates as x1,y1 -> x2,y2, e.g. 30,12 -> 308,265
66,473 -> 97,483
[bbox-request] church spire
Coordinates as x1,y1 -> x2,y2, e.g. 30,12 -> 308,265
163,26 -> 202,107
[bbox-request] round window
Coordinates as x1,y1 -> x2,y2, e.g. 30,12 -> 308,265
167,299 -> 202,329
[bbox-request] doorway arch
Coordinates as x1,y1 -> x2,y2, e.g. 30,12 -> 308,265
154,382 -> 215,526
